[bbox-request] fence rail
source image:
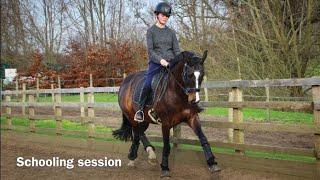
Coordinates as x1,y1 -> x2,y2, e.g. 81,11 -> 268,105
204,77 -> 320,88
1,76 -> 320,178
1,87 -> 120,95
2,101 -> 317,111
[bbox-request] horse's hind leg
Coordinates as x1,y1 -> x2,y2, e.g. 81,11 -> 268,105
140,133 -> 157,165
136,123 -> 157,165
127,130 -> 140,167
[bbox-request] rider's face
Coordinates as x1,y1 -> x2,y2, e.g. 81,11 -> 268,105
157,13 -> 169,25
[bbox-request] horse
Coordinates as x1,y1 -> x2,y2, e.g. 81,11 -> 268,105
112,50 -> 221,178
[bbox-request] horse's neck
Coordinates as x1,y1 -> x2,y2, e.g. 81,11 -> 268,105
170,61 -> 184,81
168,61 -> 186,97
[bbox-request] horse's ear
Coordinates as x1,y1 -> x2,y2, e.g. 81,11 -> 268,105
202,50 -> 208,63
181,51 -> 188,62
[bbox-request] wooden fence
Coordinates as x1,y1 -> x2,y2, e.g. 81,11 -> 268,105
1,77 -> 320,178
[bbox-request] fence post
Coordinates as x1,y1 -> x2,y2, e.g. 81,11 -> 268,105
5,94 -> 12,130
203,76 -> 209,102
231,87 -> 244,155
228,91 -> 234,142
80,87 -> 85,125
54,89 -> 62,135
36,77 -> 40,99
15,79 -> 19,98
312,85 -> 320,178
265,78 -> 270,121
28,94 -> 36,132
51,84 -> 55,111
173,124 -> 181,148
90,74 -> 93,87
22,83 -> 26,116
58,76 -> 61,89
88,85 -> 95,138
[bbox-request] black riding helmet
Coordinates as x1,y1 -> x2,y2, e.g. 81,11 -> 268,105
154,2 -> 172,17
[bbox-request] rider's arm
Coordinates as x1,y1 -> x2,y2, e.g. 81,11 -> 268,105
172,31 -> 180,56
146,29 -> 162,64
160,59 -> 169,67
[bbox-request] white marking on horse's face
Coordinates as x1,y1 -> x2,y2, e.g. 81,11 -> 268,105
194,71 -> 200,102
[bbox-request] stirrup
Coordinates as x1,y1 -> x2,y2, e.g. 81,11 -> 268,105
134,110 -> 144,122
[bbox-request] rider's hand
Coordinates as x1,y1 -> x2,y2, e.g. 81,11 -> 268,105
160,59 -> 169,67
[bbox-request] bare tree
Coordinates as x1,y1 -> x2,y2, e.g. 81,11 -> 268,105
117,0 -> 123,41
1,0 -> 30,67
88,0 -> 95,44
128,0 -> 152,27
93,0 -> 107,46
21,0 -> 67,64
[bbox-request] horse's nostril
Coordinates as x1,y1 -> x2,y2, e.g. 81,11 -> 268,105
190,100 -> 199,105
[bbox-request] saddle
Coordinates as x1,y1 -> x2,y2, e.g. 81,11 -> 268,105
133,68 -> 168,107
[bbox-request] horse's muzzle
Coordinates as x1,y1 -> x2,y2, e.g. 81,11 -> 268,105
188,93 -> 199,104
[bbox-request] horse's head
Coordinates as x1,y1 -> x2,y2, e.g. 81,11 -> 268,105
180,50 -> 208,104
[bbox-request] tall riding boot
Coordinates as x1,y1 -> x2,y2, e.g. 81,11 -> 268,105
134,87 -> 151,122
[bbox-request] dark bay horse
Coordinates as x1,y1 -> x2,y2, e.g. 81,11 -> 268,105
113,50 -> 221,178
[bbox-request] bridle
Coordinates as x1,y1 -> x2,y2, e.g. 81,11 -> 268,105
165,62 -> 201,95
182,63 -> 201,93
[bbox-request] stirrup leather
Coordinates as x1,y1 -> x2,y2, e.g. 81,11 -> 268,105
134,109 -> 144,122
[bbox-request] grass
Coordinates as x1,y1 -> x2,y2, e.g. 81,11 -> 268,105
0,116 -> 113,133
205,107 -> 313,124
177,144 -> 315,163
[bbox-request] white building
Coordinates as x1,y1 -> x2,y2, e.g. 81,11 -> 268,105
4,68 -> 17,84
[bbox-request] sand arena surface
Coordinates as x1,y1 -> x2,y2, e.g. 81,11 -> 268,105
1,131 -> 302,180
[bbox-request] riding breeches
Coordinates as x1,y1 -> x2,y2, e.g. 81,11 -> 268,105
143,61 -> 163,90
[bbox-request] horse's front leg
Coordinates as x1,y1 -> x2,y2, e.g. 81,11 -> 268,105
160,125 -> 171,178
186,114 -> 221,173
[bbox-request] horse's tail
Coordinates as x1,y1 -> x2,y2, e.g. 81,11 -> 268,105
112,114 -> 132,142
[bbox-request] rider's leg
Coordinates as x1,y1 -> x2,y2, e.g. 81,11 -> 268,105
134,62 -> 161,122
134,85 -> 151,121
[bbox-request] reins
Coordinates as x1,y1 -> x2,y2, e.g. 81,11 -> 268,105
165,66 -> 187,95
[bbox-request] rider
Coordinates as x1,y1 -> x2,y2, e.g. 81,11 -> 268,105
134,2 -> 203,122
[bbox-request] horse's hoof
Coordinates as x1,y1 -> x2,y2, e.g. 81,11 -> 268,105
148,158 -> 158,166
147,146 -> 157,158
209,164 -> 221,173
147,147 -> 157,166
127,160 -> 135,167
160,170 -> 170,178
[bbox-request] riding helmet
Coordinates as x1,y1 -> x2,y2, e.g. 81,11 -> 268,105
154,2 -> 172,17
